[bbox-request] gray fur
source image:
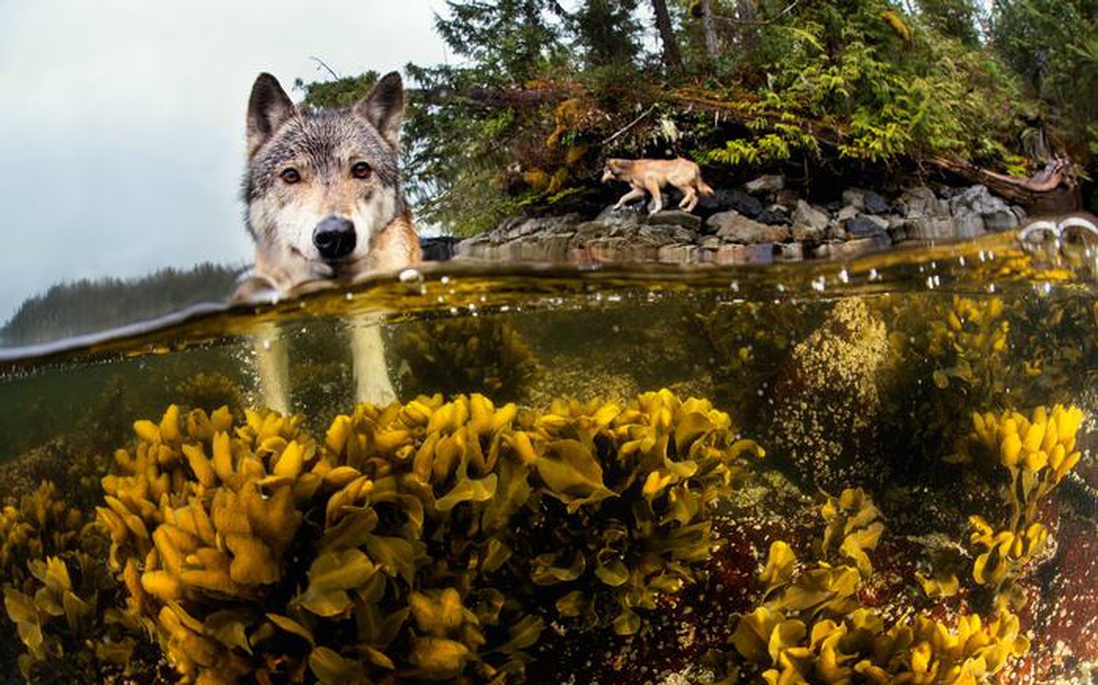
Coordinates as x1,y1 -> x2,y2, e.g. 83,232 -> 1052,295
242,71 -> 406,250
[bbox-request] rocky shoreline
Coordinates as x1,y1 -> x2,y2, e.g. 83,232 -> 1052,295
451,176 -> 1028,264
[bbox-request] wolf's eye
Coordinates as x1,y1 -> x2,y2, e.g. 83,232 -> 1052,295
351,162 -> 372,179
279,168 -> 301,184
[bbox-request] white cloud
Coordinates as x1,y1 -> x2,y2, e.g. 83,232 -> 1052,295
0,0 -> 447,323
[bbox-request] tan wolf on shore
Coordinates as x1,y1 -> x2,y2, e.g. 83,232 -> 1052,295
601,157 -> 714,214
237,71 -> 421,412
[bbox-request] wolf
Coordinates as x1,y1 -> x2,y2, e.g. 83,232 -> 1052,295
601,157 -> 714,214
239,71 -> 421,412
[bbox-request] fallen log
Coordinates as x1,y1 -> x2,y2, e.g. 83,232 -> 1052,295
929,157 -> 1079,214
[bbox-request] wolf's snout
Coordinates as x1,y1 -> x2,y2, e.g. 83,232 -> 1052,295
313,216 -> 357,260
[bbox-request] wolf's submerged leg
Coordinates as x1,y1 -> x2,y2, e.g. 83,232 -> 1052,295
350,319 -> 397,406
253,321 -> 291,415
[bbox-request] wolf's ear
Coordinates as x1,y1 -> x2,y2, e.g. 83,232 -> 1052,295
354,71 -> 404,148
247,73 -> 296,157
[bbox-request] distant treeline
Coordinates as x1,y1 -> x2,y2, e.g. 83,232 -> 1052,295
0,262 -> 242,346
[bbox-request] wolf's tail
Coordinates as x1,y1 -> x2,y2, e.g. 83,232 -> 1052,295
697,173 -> 715,196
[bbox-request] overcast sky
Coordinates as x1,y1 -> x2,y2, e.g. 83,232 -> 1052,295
0,0 -> 449,323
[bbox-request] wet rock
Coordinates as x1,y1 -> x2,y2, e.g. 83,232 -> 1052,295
658,243 -> 700,264
727,189 -> 764,218
505,214 -> 582,241
845,214 -> 889,238
841,188 -> 867,211
645,209 -> 702,232
768,299 -> 889,490
836,205 -> 859,223
863,190 -> 891,215
842,188 -> 891,215
791,200 -> 829,242
950,185 -> 1014,238
775,188 -> 801,209
707,211 -> 791,243
893,217 -> 956,242
636,224 -> 698,247
778,242 -> 804,261
832,234 -> 892,258
712,243 -> 775,265
596,204 -> 646,230
744,174 -> 785,194
757,205 -> 791,226
899,186 -> 951,219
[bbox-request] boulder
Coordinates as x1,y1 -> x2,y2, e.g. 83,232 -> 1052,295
841,188 -> 891,215
757,205 -> 791,226
658,243 -> 700,264
707,211 -> 791,243
636,224 -> 698,247
845,214 -> 889,238
863,190 -> 891,215
645,209 -> 702,232
949,185 -> 1018,237
898,186 -> 950,219
791,200 -> 829,241
712,243 -> 775,265
744,174 -> 785,194
727,189 -> 764,218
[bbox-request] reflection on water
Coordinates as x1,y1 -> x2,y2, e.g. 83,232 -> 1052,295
0,232 -> 1096,684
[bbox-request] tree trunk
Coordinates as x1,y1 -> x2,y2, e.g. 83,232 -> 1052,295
700,0 -> 720,58
736,0 -> 757,53
650,0 -> 683,72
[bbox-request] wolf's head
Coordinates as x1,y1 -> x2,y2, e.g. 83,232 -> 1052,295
601,158 -> 628,183
243,72 -> 406,290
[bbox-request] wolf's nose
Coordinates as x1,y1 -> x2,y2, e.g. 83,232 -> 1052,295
313,217 -> 357,260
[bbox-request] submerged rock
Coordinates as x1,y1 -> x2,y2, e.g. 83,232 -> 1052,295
768,299 -> 889,491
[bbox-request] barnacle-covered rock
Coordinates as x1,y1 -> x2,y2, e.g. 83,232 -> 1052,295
702,300 -> 823,427
768,299 -> 889,490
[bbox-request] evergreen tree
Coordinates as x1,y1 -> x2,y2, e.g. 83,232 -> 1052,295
917,0 -> 982,47
434,0 -> 566,81
569,0 -> 644,70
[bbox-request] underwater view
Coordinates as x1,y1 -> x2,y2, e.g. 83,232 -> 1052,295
0,230 -> 1095,684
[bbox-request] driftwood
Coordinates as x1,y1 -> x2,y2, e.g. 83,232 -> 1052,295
929,157 -> 1079,213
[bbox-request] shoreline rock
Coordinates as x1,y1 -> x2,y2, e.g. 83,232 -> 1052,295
450,179 -> 1028,265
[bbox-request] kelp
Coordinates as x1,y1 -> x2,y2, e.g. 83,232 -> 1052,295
1,482 -> 139,682
99,389 -> 762,683
954,404 -> 1084,603
725,489 -> 1029,685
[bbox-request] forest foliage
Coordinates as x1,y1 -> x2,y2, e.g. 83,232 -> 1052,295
299,0 -> 1096,235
